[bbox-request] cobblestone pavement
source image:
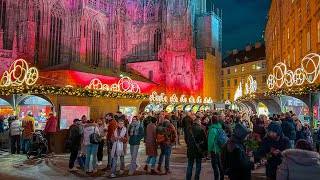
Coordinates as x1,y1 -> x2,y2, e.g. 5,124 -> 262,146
0,143 -> 266,180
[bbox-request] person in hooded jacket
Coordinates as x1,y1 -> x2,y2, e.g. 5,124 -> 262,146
225,123 -> 254,180
254,122 -> 291,180
277,139 -> 320,180
281,112 -> 296,148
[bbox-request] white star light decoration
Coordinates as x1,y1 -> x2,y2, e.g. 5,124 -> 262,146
267,53 -> 320,89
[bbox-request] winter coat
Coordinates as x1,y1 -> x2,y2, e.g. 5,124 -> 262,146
253,123 -> 266,140
83,123 -> 100,145
69,124 -> 83,147
44,116 -> 57,133
304,128 -> 313,145
107,119 -> 118,141
111,127 -> 127,157
227,124 -> 253,180
276,149 -> 320,180
145,123 -> 157,156
10,120 -> 21,136
281,117 -> 296,140
156,121 -> 176,145
186,123 -> 207,159
182,115 -> 193,131
208,123 -> 223,153
22,115 -> 35,139
128,122 -> 144,145
254,134 -> 291,179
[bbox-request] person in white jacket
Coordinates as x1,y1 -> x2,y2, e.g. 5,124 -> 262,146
83,119 -> 100,173
9,116 -> 22,154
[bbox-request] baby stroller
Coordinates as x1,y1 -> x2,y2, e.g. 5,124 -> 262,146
27,131 -> 48,159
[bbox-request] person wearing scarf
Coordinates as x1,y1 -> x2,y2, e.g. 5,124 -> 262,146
110,119 -> 127,178
128,116 -> 144,176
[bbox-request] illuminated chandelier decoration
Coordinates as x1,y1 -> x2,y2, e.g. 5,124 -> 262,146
196,96 -> 202,104
0,59 -> 39,87
189,96 -> 195,104
203,97 -> 213,104
170,94 -> 179,104
180,94 -> 187,103
267,53 -> 320,90
149,91 -> 167,103
245,75 -> 257,95
85,76 -> 141,93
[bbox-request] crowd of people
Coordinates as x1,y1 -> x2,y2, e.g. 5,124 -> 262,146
1,109 -> 320,180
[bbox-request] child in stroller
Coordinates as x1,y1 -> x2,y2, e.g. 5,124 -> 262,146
27,131 -> 48,159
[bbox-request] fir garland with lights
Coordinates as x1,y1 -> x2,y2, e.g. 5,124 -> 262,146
0,85 -> 149,99
265,84 -> 319,97
236,94 -> 256,102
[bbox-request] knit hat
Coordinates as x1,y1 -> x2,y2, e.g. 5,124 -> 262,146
233,123 -> 250,140
267,122 -> 282,135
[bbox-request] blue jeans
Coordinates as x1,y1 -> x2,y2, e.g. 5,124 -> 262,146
146,156 -> 157,168
22,139 -> 31,153
85,144 -> 98,170
112,155 -> 125,174
158,144 -> 172,170
186,158 -> 202,180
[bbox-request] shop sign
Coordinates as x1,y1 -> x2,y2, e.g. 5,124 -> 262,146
267,53 -> 320,89
0,59 -> 39,87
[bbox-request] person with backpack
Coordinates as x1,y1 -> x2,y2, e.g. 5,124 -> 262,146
208,115 -> 227,180
156,114 -> 176,174
128,116 -> 144,176
221,123 -> 254,180
83,119 -> 100,173
186,117 -> 207,180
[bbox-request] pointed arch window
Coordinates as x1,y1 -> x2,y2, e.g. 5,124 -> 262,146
49,4 -> 63,66
147,5 -> 155,22
92,22 -> 101,65
0,0 -> 6,31
153,29 -> 161,52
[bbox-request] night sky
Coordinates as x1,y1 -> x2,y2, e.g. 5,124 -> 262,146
210,0 -> 271,58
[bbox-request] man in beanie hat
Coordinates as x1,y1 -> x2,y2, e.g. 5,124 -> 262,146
157,114 -> 176,174
254,122 -> 290,180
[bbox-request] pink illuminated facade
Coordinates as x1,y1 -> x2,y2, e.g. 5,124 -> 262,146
0,0 -> 222,99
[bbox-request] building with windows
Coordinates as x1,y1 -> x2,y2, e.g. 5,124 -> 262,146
221,42 -> 267,102
0,0 -> 222,117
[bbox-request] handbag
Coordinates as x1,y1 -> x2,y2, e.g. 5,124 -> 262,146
90,127 -> 100,144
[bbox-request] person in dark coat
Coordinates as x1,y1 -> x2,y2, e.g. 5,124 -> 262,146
186,118 -> 207,180
254,122 -> 291,180
253,118 -> 266,140
281,112 -> 296,148
182,112 -> 193,143
68,119 -> 83,171
225,123 -> 254,180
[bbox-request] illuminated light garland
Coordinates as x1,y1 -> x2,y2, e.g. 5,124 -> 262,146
85,76 -> 141,93
170,94 -> 179,104
0,85 -> 148,99
196,96 -> 202,104
180,95 -> 187,103
189,96 -> 195,104
0,59 -> 39,87
267,53 -> 320,90
245,75 -> 257,95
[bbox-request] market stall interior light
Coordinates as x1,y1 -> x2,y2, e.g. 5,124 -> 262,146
0,59 -> 39,87
267,53 -> 320,89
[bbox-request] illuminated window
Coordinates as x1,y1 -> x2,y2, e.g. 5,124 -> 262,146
234,79 -> 237,86
307,31 -> 311,52
227,69 -> 230,74
252,64 -> 256,70
257,64 -> 261,69
241,66 -> 245,72
241,78 -> 244,84
234,68 -> 237,73
227,80 -> 230,87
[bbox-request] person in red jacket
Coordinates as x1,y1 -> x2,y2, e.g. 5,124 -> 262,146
44,113 -> 57,157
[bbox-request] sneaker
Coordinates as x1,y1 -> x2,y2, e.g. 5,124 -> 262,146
110,174 -> 116,178
128,171 -> 134,176
68,167 -> 78,172
97,161 -> 102,166
119,170 -> 124,175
